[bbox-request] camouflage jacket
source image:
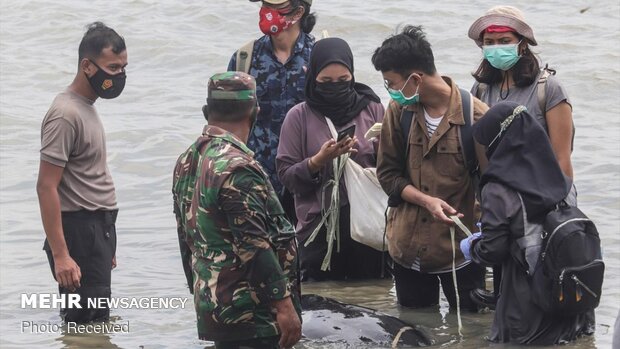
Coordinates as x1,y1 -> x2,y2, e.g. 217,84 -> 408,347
172,125 -> 301,341
228,33 -> 314,197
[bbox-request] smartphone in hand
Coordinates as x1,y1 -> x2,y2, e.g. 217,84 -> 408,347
337,124 -> 356,142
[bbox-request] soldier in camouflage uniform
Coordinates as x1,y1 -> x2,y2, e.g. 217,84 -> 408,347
172,72 -> 302,349
228,0 -> 316,224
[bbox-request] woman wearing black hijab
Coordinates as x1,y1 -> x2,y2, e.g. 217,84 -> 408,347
304,37 -> 381,127
460,101 -> 593,344
276,37 -> 385,281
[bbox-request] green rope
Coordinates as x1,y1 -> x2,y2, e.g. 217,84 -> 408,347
449,215 -> 473,337
304,153 -> 349,271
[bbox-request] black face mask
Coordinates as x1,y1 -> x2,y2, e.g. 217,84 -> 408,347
86,60 -> 126,99
314,80 -> 353,104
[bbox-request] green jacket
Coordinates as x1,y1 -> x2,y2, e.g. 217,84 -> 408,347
172,125 -> 300,341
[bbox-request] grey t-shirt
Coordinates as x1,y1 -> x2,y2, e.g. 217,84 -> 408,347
40,89 -> 116,211
472,71 -> 571,132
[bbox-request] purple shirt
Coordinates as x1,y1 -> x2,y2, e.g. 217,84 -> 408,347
276,101 -> 384,241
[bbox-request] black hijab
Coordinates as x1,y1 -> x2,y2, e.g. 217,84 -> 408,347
305,37 -> 380,126
473,101 -> 571,220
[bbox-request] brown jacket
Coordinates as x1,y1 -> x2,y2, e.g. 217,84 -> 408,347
377,77 -> 488,272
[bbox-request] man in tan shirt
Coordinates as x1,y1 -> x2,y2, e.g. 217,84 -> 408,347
37,22 -> 127,323
372,25 -> 488,310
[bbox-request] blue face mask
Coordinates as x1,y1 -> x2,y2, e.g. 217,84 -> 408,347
483,41 -> 522,71
386,73 -> 419,106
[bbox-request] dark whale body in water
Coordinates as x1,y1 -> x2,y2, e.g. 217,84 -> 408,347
301,294 -> 434,347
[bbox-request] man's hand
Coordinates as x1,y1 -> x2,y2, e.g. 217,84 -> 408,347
112,255 -> 117,269
37,160 -> 82,290
271,297 -> 301,349
422,196 -> 463,225
54,254 -> 81,291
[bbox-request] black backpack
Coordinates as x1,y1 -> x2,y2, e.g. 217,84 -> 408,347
530,201 -> 605,315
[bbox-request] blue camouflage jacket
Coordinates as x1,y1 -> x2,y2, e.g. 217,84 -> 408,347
228,33 -> 314,197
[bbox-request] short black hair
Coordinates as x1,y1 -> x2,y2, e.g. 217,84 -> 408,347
204,99 -> 256,122
78,22 -> 125,63
371,25 -> 437,77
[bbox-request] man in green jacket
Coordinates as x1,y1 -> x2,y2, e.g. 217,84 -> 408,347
172,72 -> 301,349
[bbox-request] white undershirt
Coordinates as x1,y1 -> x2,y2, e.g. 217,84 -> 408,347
424,108 -> 444,138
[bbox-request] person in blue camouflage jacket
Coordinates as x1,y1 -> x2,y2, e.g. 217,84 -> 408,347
172,72 -> 302,349
228,0 -> 316,224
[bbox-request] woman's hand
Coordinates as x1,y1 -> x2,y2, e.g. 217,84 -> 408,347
308,136 -> 358,173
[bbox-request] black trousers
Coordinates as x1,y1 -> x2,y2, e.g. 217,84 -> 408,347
43,209 -> 117,323
214,336 -> 280,349
392,261 -> 485,312
299,205 -> 387,281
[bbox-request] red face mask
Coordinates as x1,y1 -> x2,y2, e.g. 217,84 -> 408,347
259,7 -> 295,36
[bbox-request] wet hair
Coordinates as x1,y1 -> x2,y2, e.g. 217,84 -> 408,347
472,41 -> 541,87
204,99 -> 256,122
78,22 -> 125,63
371,25 -> 437,77
290,0 -> 316,34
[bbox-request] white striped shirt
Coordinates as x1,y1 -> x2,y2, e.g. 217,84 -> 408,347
424,108 -> 443,138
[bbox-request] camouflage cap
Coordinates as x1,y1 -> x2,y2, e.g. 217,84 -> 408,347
249,0 -> 312,6
207,72 -> 256,101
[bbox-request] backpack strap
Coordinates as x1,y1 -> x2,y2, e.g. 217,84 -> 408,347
235,40 -> 255,73
400,108 -> 414,149
537,68 -> 551,116
515,193 -> 544,275
458,88 -> 477,176
474,82 -> 487,100
536,66 -> 575,150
